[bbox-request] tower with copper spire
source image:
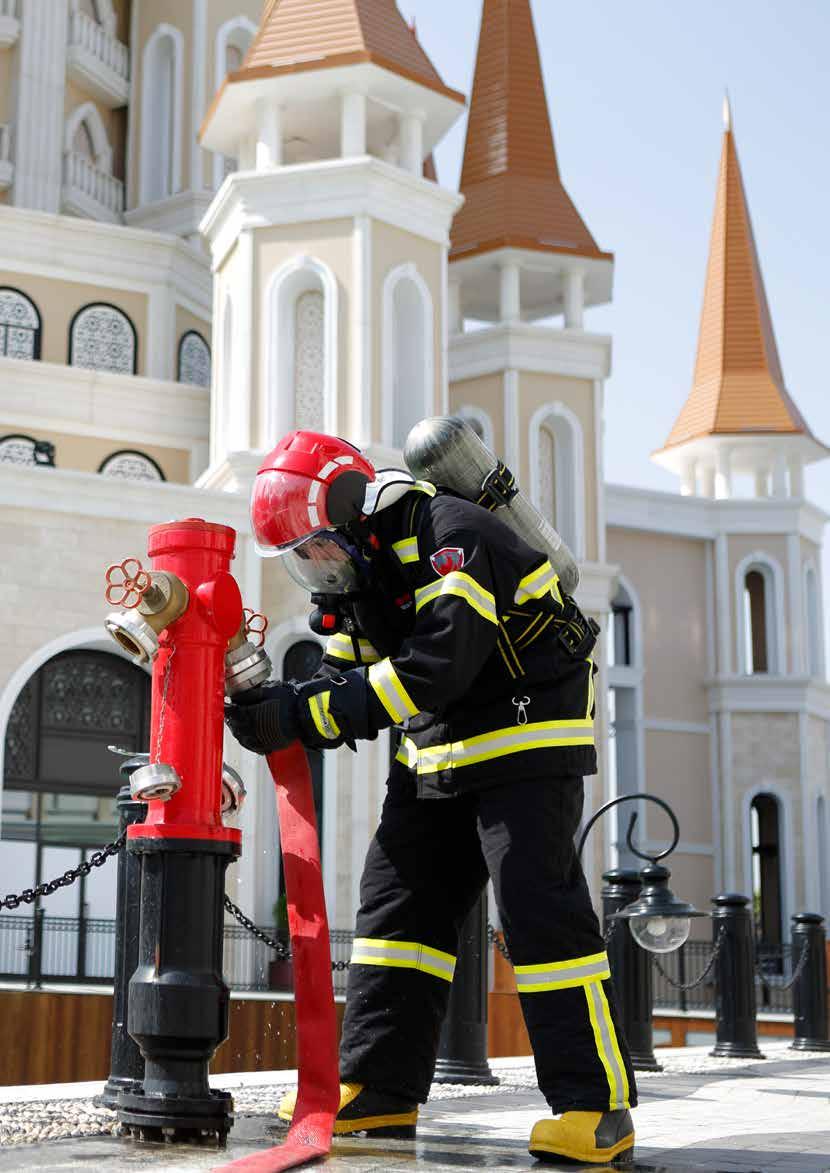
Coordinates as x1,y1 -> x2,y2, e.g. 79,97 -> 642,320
654,97 -> 827,499
448,0 -> 614,605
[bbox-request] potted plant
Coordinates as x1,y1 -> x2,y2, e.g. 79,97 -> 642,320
268,893 -> 293,991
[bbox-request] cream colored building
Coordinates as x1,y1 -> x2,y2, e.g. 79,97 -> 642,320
0,0 -> 827,967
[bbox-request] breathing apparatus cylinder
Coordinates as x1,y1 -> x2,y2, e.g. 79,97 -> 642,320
403,416 -> 580,596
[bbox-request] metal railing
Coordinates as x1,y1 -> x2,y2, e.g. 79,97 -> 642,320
68,8 -> 129,81
63,150 -> 125,217
0,0 -> 19,19
652,938 -> 793,1014
0,123 -> 11,165
0,913 -> 354,995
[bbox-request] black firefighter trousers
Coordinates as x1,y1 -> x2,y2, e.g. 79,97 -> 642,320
339,772 -> 638,1114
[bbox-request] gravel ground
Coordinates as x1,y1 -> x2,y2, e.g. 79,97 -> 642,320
0,1042 -> 816,1149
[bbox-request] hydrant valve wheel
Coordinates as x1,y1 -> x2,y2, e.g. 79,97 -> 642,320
243,609 -> 268,648
105,558 -> 152,609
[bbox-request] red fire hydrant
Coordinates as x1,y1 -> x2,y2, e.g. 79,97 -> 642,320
106,519 -> 245,1142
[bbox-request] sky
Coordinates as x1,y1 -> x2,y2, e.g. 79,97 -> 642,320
405,0 -> 830,498
403,0 -> 830,654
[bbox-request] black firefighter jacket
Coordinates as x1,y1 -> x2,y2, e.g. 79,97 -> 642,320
307,484 -> 598,799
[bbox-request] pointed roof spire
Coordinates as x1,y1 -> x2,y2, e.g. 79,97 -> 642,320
234,0 -> 461,103
450,0 -> 609,261
658,108 -> 816,453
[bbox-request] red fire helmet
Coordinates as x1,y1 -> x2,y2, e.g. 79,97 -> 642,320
250,431 -> 376,556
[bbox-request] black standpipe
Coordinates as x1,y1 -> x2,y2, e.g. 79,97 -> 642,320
434,893 -> 499,1085
790,912 -> 830,1052
602,869 -> 662,1072
98,761 -> 147,1110
710,893 -> 764,1059
115,837 -> 238,1142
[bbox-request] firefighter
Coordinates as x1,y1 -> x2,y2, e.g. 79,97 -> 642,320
225,430 -> 637,1166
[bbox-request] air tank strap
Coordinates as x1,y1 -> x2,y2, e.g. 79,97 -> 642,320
477,462 -> 518,511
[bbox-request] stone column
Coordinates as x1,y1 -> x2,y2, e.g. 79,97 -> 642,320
13,0 -> 69,212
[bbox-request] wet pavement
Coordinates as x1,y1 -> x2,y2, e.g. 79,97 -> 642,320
0,1044 -> 828,1172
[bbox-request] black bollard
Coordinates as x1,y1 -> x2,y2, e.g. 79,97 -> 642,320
710,893 -> 764,1059
434,892 -> 499,1085
790,913 -> 830,1052
98,759 -> 148,1109
602,869 -> 661,1072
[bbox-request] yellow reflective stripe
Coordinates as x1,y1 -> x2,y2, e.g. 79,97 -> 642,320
585,979 -> 630,1110
396,719 -> 594,775
414,572 -> 498,625
308,691 -> 341,742
515,561 -> 563,607
514,951 -> 610,992
586,657 -> 595,719
325,633 -> 381,664
350,937 -> 456,982
391,536 -> 419,564
413,480 -> 436,497
368,659 -> 419,723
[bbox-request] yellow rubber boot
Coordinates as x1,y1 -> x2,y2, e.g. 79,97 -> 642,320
278,1082 -> 418,1138
529,1109 -> 634,1165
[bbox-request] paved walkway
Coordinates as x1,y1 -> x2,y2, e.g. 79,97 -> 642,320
0,1044 -> 828,1171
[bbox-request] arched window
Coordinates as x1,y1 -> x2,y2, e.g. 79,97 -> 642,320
529,403 -> 584,559
69,303 -> 136,375
0,434 -> 54,466
266,257 -> 338,439
750,793 -> 783,944
0,288 -> 41,360
2,650 -> 150,949
213,17 -> 257,187
177,330 -> 211,388
140,25 -> 183,204
383,264 -> 434,449
98,450 -> 164,482
65,102 -> 113,173
606,578 -> 644,869
803,564 -> 821,678
737,557 -> 782,675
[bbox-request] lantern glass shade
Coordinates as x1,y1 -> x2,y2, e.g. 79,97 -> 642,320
629,913 -> 691,954
614,863 -> 705,955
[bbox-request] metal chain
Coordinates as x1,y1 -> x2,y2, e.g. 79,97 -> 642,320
0,833 -> 126,912
756,937 -> 810,991
153,646 -> 176,763
652,925 -> 726,991
222,896 -> 350,971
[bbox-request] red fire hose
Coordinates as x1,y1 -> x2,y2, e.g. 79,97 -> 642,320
216,742 -> 340,1171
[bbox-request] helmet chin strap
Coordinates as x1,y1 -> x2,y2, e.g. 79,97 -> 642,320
361,469 -> 416,517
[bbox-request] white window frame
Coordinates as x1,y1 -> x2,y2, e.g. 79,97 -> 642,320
802,560 -> 823,679
606,574 -> 646,869
139,23 -> 184,205
734,552 -> 786,676
264,255 -> 339,440
212,16 -> 258,189
65,101 -> 113,172
528,401 -> 585,560
381,262 -> 434,449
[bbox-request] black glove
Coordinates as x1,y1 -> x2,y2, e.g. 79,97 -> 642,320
224,681 -> 301,755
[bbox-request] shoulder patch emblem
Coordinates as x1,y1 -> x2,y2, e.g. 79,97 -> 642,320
430,547 -> 465,577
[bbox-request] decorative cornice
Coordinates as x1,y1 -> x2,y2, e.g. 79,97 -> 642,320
0,354 -> 209,449
200,156 -> 464,271
449,322 -> 612,383
606,482 -> 827,545
0,464 -> 250,531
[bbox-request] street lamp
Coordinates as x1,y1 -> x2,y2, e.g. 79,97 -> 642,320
578,793 -> 706,954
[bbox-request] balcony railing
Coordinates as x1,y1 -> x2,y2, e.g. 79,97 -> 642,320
0,0 -> 19,49
62,150 -> 125,223
0,123 -> 12,190
67,9 -> 129,108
